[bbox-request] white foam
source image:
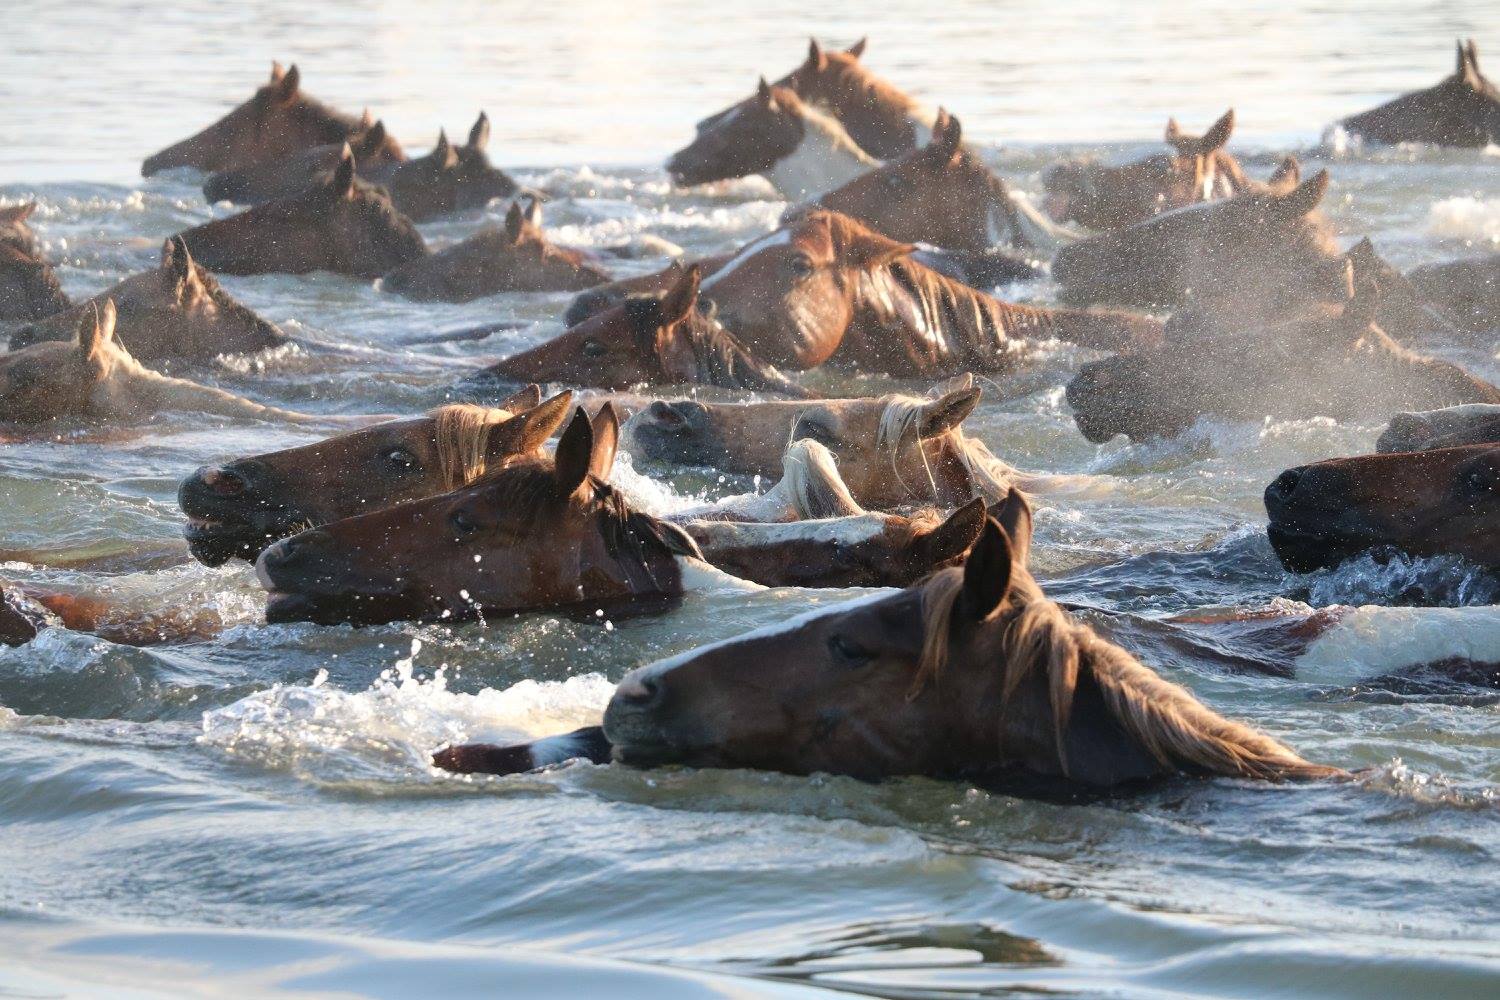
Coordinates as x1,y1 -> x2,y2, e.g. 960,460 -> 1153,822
1295,605 -> 1500,685
1426,196 -> 1500,245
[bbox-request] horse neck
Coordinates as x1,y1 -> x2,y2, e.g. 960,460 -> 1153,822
762,112 -> 879,199
802,65 -> 928,154
847,260 -> 1027,373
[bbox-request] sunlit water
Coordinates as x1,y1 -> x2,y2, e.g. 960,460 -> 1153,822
2,2 -> 1499,997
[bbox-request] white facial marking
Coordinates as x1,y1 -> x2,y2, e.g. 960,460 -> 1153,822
761,106 -> 879,200
701,229 -> 793,291
687,514 -> 889,548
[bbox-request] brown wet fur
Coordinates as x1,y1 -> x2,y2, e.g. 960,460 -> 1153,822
1341,39 -> 1500,147
201,119 -> 407,205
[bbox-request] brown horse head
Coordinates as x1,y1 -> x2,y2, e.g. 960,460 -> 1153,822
0,239 -> 69,323
1378,404 -> 1500,453
0,301 -> 125,423
10,237 -> 286,362
667,79 -> 876,197
604,490 -> 1337,787
179,386 -> 567,565
1340,39 -> 1500,147
1405,253 -> 1500,336
1043,109 -> 1246,230
385,114 -> 518,222
1266,442 -> 1500,572
0,201 -> 40,255
255,405 -> 700,626
202,118 -> 406,205
142,63 -> 393,176
814,111 -> 1048,253
1067,279 -> 1500,442
382,198 -> 611,302
175,147 -> 427,278
1052,163 -> 1336,313
486,264 -> 811,397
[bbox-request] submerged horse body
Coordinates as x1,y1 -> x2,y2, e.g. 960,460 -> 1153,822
1340,40 -> 1500,147
202,118 -> 406,205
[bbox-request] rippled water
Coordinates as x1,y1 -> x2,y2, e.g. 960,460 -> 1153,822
3,2 -> 1499,997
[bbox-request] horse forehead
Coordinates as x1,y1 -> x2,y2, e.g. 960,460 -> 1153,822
700,228 -> 795,290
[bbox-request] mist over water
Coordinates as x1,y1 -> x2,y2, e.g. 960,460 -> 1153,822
2,1 -> 1499,997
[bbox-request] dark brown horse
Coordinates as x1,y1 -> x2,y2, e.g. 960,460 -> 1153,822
383,113 -> 519,221
1266,442 -> 1500,572
0,241 -> 69,323
254,405 -> 701,626
1066,280 -> 1500,442
699,210 -> 1162,374
201,118 -> 406,204
142,63 -> 402,176
1378,404 -> 1500,453
439,491 -> 1339,789
175,147 -> 427,279
694,38 -> 932,160
10,237 -> 286,362
381,198 -> 611,302
1340,40 -> 1500,147
1405,253 -> 1500,336
1042,109 -> 1250,231
813,110 -> 1071,260
179,386 -> 566,565
483,264 -> 813,397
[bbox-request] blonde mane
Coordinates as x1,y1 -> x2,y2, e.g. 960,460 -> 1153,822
778,438 -> 866,519
913,568 -> 1339,782
429,403 -> 521,490
875,393 -> 1017,503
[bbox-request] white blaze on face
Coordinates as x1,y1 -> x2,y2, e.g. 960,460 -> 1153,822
760,105 -> 880,200
700,229 -> 793,292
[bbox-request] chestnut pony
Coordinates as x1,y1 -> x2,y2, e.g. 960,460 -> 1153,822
1066,280 -> 1500,443
700,210 -> 1162,374
694,38 -> 932,160
10,237 -> 286,362
202,118 -> 405,205
1042,109 -> 1249,231
624,377 -> 1034,509
142,62 -> 402,176
1340,39 -> 1500,147
440,491 -> 1339,791
176,147 -> 427,279
813,110 -> 1074,260
255,405 -> 702,626
0,203 -> 68,321
382,198 -> 611,302
1265,441 -> 1500,573
482,264 -> 813,398
179,386 -> 568,565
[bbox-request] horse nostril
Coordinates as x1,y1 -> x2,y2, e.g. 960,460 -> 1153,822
1270,467 -> 1304,499
645,400 -> 684,427
202,466 -> 249,497
616,673 -> 663,709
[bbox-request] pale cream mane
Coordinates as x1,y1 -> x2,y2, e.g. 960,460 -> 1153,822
429,403 -> 521,490
913,568 -> 1339,782
777,437 -> 865,519
875,393 -> 1017,503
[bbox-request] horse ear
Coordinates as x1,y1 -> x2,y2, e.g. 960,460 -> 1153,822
588,401 -> 621,480
270,61 -> 285,83
930,109 -> 962,164
468,111 -> 491,152
911,497 -> 988,569
434,129 -> 458,167
491,390 -> 574,459
1200,108 -> 1234,154
918,384 -> 981,438
504,200 -> 526,243
757,77 -> 777,109
553,409 -> 596,497
77,300 -> 118,380
960,517 -> 1014,622
161,235 -> 197,296
0,202 -> 35,225
1266,155 -> 1300,192
846,37 -> 867,59
1461,39 -> 1483,85
987,486 -> 1034,570
846,227 -> 915,271
359,107 -> 373,129
655,263 -> 701,328
493,382 -> 543,413
1162,117 -> 1192,154
328,144 -> 357,200
1342,277 -> 1380,332
273,63 -> 300,102
1271,169 -> 1328,220
524,195 -> 544,228
807,38 -> 828,71
360,120 -> 387,154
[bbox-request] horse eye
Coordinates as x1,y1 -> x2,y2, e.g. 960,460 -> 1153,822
384,447 -> 419,471
786,255 -> 816,279
827,633 -> 873,666
794,419 -> 836,447
449,510 -> 482,538
582,339 -> 608,358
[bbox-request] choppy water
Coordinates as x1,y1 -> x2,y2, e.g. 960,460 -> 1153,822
3,2 -> 1499,997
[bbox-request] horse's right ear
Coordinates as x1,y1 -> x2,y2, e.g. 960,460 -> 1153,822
504,200 -> 526,243
493,390 -> 574,459
846,37 -> 867,59
912,497 -> 988,569
327,144 -> 357,200
1270,169 -> 1328,220
918,384 -> 981,438
433,129 -> 458,168
988,486 -> 1034,569
493,382 -> 543,413
655,263 -> 701,328
807,38 -> 828,71
468,111 -> 491,152
553,409 -> 596,497
1267,156 -> 1301,193
929,109 -> 962,164
588,402 -> 621,480
756,77 -> 777,109
960,517 -> 1014,622
358,120 -> 388,155
77,300 -> 118,379
0,202 -> 35,226
1199,108 -> 1234,154
273,63 -> 300,102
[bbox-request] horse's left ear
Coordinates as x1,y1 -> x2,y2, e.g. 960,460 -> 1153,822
846,37 -> 867,59
490,390 -> 574,460
655,263 -> 701,328
587,401 -> 621,479
468,111 -> 491,152
918,384 -> 981,438
846,228 -> 915,271
504,200 -> 526,243
807,38 -> 828,71
912,497 -> 987,569
1199,108 -> 1235,154
272,63 -> 300,102
756,77 -> 778,109
493,382 -> 543,413
161,236 -> 198,298
327,144 -> 357,200
960,517 -> 1014,622
929,109 -> 963,164
988,486 -> 1034,569
554,409 -> 596,497
1461,39 -> 1483,86
1341,277 -> 1380,332
77,300 -> 119,381
1270,169 -> 1329,221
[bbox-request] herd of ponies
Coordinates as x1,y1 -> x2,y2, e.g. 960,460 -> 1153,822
2,37 -> 1499,795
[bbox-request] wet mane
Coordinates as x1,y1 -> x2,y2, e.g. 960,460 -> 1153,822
875,392 -> 1017,501
777,438 -> 866,519
913,569 -> 1336,781
624,293 -> 799,394
428,403 -> 524,490
803,50 -> 923,118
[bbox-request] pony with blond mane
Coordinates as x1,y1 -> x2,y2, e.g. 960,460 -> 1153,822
179,386 -> 572,565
